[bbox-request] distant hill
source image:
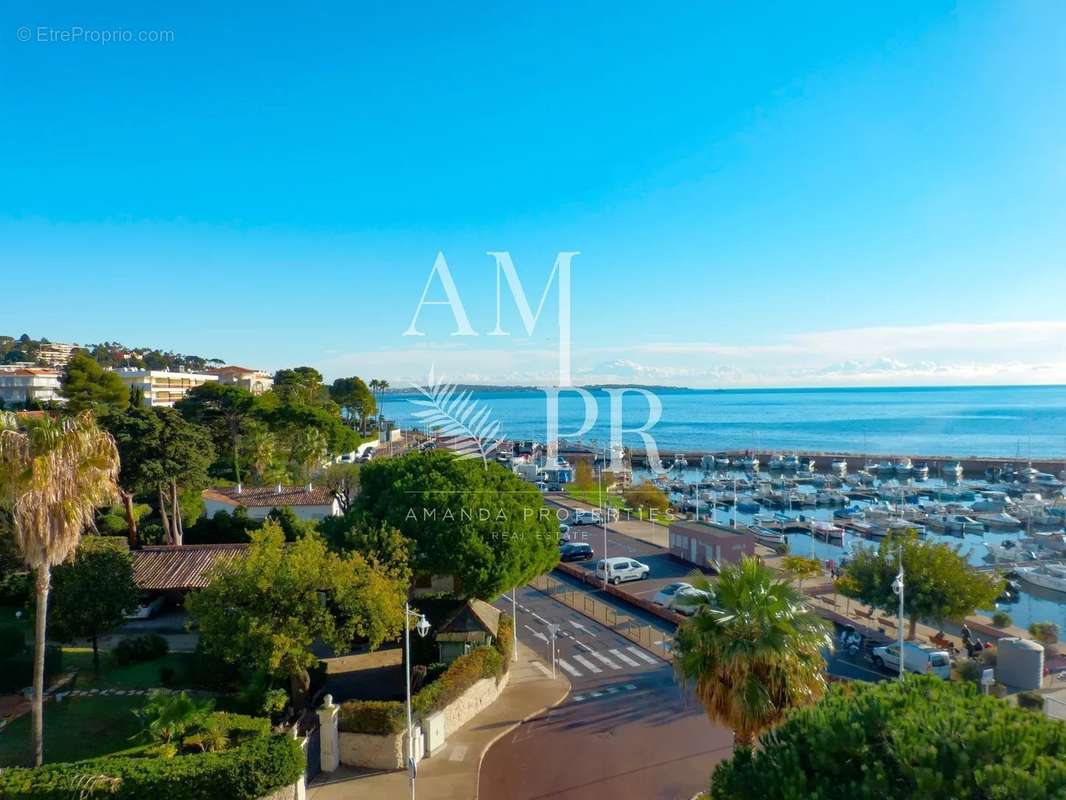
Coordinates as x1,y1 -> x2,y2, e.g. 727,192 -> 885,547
0,333 -> 225,372
385,383 -> 698,394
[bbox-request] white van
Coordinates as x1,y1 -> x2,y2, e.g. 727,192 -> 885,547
871,641 -> 951,678
595,557 -> 650,585
572,509 -> 603,525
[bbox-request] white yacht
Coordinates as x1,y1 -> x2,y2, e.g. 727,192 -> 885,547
734,455 -> 759,471
911,462 -> 930,481
941,461 -> 964,480
830,458 -> 848,477
894,458 -> 913,478
974,511 -> 1023,530
1016,563 -> 1066,595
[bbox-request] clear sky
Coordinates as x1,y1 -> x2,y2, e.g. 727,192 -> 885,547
2,2 -> 1065,387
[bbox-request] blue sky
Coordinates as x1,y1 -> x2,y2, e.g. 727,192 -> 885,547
2,2 -> 1065,386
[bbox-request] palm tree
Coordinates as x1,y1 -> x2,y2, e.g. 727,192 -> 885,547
673,557 -> 832,748
0,411 -> 120,765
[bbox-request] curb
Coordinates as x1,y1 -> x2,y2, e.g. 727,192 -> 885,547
472,671 -> 572,799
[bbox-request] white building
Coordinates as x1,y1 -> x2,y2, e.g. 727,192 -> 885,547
36,342 -> 78,369
201,485 -> 341,521
0,367 -> 63,406
115,368 -> 218,408
205,365 -> 274,395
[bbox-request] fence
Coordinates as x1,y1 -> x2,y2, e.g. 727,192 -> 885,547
528,573 -> 673,661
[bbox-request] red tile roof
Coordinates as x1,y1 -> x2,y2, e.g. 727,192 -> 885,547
131,544 -> 248,590
202,485 -> 337,508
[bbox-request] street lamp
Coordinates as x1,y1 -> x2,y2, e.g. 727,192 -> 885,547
405,602 -> 431,799
891,546 -> 905,679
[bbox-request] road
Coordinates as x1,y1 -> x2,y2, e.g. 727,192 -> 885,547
481,585 -> 734,800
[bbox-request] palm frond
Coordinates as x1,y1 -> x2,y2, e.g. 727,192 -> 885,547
409,366 -> 503,464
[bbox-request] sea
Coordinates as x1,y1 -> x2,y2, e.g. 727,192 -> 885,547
385,384 -> 1066,459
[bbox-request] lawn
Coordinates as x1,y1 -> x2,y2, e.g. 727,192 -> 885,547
0,694 -> 144,767
564,487 -> 625,509
62,650 -> 198,690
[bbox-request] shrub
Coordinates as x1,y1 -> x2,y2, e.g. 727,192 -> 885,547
113,633 -> 169,666
1017,690 -> 1045,711
496,614 -> 514,665
0,644 -> 62,693
160,666 -> 176,687
339,644 -> 507,735
956,658 -> 982,683
992,610 -> 1012,627
0,727 -> 303,800
708,676 -> 1066,800
0,623 -> 26,659
1029,621 -> 1060,647
135,690 -> 214,744
0,570 -> 31,605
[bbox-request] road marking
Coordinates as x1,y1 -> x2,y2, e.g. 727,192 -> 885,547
576,641 -> 594,653
609,648 -> 640,667
572,694 -> 585,702
557,659 -> 581,677
448,745 -> 468,761
531,661 -> 553,678
523,624 -> 548,643
590,651 -> 621,670
531,612 -> 549,625
627,646 -> 659,664
590,691 -> 603,697
572,654 -> 602,673
623,683 -> 637,691
569,619 -> 596,636
605,687 -> 619,694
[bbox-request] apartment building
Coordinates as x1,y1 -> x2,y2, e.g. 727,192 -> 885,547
36,342 -> 78,369
205,365 -> 274,395
115,368 -> 218,408
0,367 -> 63,406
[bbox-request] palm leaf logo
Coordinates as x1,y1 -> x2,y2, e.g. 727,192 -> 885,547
409,366 -> 503,465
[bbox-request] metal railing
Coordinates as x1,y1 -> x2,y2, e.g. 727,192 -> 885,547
529,574 -> 673,661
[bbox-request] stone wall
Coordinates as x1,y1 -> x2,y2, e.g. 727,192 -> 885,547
337,671 -> 510,769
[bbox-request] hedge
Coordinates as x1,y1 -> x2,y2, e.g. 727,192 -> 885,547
339,616 -> 512,736
0,645 -> 63,693
0,718 -> 302,800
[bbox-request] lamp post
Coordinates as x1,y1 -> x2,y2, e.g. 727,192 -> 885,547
405,602 -> 431,800
891,546 -> 905,679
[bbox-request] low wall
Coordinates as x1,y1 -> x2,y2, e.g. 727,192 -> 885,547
338,670 -> 510,770
258,779 -> 305,800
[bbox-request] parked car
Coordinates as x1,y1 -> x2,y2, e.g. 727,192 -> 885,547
572,509 -> 603,525
652,582 -> 711,615
560,542 -> 595,562
871,641 -> 951,678
595,557 -> 650,585
361,447 -> 376,462
125,595 -> 166,620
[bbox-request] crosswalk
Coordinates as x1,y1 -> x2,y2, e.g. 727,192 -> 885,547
557,645 -> 659,678
572,683 -> 641,703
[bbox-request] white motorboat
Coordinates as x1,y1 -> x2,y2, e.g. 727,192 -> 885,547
809,520 -> 846,541
927,514 -> 985,534
1016,563 -> 1066,594
877,460 -> 896,477
894,457 -> 913,478
911,462 -> 930,481
734,455 -> 759,471
1030,532 -> 1066,554
983,539 -> 1038,563
748,525 -> 786,545
974,511 -> 1023,530
700,455 -> 716,472
768,454 -> 786,470
782,454 -> 801,472
941,461 -> 964,480
830,458 -> 848,477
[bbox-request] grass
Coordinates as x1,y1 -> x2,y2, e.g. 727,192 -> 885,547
62,650 -> 198,690
0,694 -> 145,767
565,486 -> 625,509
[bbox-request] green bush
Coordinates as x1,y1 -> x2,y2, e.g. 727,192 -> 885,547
1017,690 -> 1045,711
0,716 -> 299,800
0,623 -> 26,659
0,570 -> 31,605
992,610 -> 1012,627
956,658 -> 982,683
0,645 -> 63,693
339,644 -> 507,735
708,676 -> 1066,800
1029,621 -> 1060,646
114,634 -> 169,666
338,700 -> 407,736
496,614 -> 514,664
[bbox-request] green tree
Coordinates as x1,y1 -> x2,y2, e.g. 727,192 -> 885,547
186,523 -> 406,706
673,556 -> 831,747
622,482 -> 669,515
274,367 -> 330,407
176,382 -> 256,483
709,676 -> 1066,800
0,411 -> 120,765
321,461 -> 361,513
356,450 -> 559,599
329,377 -> 376,432
48,540 -> 138,669
838,530 -> 1003,638
318,510 -> 410,582
259,402 -> 359,479
59,353 -> 129,416
781,554 -> 823,591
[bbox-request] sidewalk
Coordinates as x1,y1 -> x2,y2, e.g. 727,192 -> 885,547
306,642 -> 570,800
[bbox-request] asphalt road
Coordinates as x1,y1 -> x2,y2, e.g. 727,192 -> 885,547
481,585 -> 734,800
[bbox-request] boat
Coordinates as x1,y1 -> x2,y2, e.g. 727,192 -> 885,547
768,454 -> 786,471
833,505 -> 865,520
1016,563 -> 1066,594
974,512 -> 1023,530
894,458 -> 913,478
815,489 -> 848,505
941,461 -> 964,480
971,491 -> 1012,512
946,514 -> 986,534
1018,466 -> 1041,483
672,454 -> 689,471
734,455 -> 759,471
1030,532 -> 1066,554
877,460 -> 895,477
809,520 -> 846,541
700,455 -> 716,472
748,525 -> 786,545
782,454 -> 800,472
830,458 -> 848,477
983,539 -> 1039,563
735,499 -> 761,514
799,457 -> 816,473
911,462 -> 930,481
884,518 -> 926,537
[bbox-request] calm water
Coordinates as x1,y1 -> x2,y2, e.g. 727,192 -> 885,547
387,385 -> 1066,458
